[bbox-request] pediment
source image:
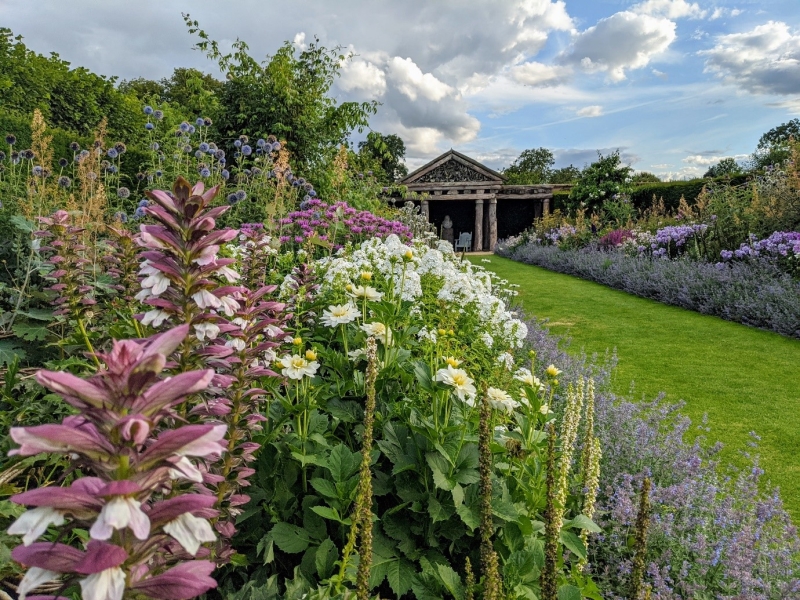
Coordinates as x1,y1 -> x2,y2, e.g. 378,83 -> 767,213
402,150 -> 505,185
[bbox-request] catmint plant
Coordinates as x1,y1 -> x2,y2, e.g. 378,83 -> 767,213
6,325 -> 223,600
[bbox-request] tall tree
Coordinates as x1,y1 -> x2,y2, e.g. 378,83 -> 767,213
703,157 -> 742,179
357,132 -> 408,182
185,15 -> 377,171
549,165 -> 581,184
752,119 -> 800,170
567,150 -> 632,213
503,147 -> 554,184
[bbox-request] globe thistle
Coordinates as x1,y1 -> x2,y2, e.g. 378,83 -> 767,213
241,144 -> 252,156
187,125 -> 196,135
233,152 -> 241,159
78,149 -> 89,160
93,140 -> 102,149
198,142 -> 209,153
226,193 -> 238,205
117,187 -> 131,199
251,167 -> 262,176
292,180 -> 300,187
138,199 -> 149,208
214,149 -> 225,160
136,172 -> 146,182
272,141 -> 281,151
303,182 -> 313,191
57,176 -> 71,188
183,144 -> 192,153
218,157 -> 226,166
11,152 -> 19,164
143,105 -> 154,115
24,149 -> 35,160
200,168 -> 211,178
256,138 -> 266,148
203,117 -> 212,126
0,151 -> 5,161
243,169 -> 252,177
69,141 -> 80,152
87,171 -> 98,181
107,148 -> 118,159
179,122 -> 190,133
367,170 -> 373,176
32,165 -> 43,176
114,211 -> 128,222
58,158 -> 69,168
308,189 -> 316,197
238,134 -> 249,144
357,172 -> 364,179
233,140 -> 242,149
114,142 -> 127,154
153,109 -> 164,120
106,165 -> 118,174
5,134 -> 16,145
145,122 -> 155,130
267,134 -> 277,143
235,189 -> 247,202
134,206 -> 146,219
195,117 -> 205,127
221,169 -> 230,180
155,169 -> 163,177
195,150 -> 203,159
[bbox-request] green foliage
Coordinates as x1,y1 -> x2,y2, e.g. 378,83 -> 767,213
186,15 -> 377,174
630,172 -> 661,185
504,148 -> 555,185
628,176 -> 749,212
357,132 -> 408,182
703,157 -> 743,179
567,151 -> 632,214
549,165 -> 581,184
751,118 -> 800,170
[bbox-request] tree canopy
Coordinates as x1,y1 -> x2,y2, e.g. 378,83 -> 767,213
357,131 -> 408,182
703,157 -> 742,179
503,147 -> 554,184
567,150 -> 632,213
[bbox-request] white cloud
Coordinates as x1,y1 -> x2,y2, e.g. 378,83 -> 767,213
652,68 -> 668,79
338,59 -> 386,96
292,32 -> 307,50
509,61 -> 572,86
631,0 -> 706,19
387,57 -> 453,101
563,11 -> 676,82
577,105 -> 603,117
682,153 -> 748,166
709,7 -> 742,20
701,21 -> 800,96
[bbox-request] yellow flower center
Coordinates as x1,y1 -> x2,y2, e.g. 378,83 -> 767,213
437,328 -> 447,336
445,357 -> 461,368
332,306 -> 348,317
452,373 -> 467,386
345,283 -> 353,292
305,350 -> 317,361
293,337 -> 302,346
292,357 -> 307,369
360,271 -> 373,281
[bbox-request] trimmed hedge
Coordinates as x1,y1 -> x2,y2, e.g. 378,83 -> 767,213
629,175 -> 750,211
0,109 -> 91,164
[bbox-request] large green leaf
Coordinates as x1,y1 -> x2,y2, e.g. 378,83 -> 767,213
436,563 -> 464,600
426,452 -> 455,491
559,530 -> 587,560
12,321 -> 50,341
386,557 -> 415,597
558,584 -> 582,600
0,340 -> 25,366
270,522 -> 311,554
565,514 -> 602,533
327,443 -> 360,482
309,478 -> 338,499
315,538 -> 337,579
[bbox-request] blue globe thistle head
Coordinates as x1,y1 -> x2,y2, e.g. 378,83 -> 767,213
218,157 -> 226,166
150,142 -> 159,151
367,170 -> 373,176
136,172 -> 146,182
303,182 -> 313,191
267,134 -> 277,143
195,117 -> 205,126
179,121 -> 190,132
155,170 -> 163,177
187,125 -> 196,135
297,177 -> 306,185
235,189 -> 247,201
221,169 -> 230,179
227,193 -> 238,205
32,165 -> 43,176
214,149 -> 225,159
93,140 -> 102,149
11,153 -> 20,164
203,117 -> 212,126
267,170 -> 275,178
87,171 -> 98,181
272,141 -> 281,151
251,167 -> 262,176
138,199 -> 149,208
0,151 -> 5,161
257,138 -> 266,148
58,176 -> 71,188
101,160 -> 111,168
292,180 -> 300,187
303,195 -> 311,203
198,142 -> 210,153
242,144 -> 252,156
114,211 -> 128,222
233,140 -> 242,148
239,134 -> 249,144
243,169 -> 252,177
5,134 -> 16,145
114,142 -> 127,154
58,158 -> 69,168
143,105 -> 154,115
107,148 -> 118,159
195,150 -> 203,159
69,142 -> 80,152
173,129 -> 183,137
208,142 -> 218,151
200,168 -> 211,177
183,144 -> 193,153
145,122 -> 155,130
255,148 -> 263,155
24,150 -> 35,160
106,165 -> 118,174
357,172 -> 364,179
308,189 -> 317,197
134,206 -> 146,219
154,110 -> 164,120
233,152 -> 241,159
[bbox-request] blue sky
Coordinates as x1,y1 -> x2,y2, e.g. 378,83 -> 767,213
2,0 -> 799,179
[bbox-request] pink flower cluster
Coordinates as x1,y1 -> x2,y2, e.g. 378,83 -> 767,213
268,198 -> 411,249
8,325 -> 221,600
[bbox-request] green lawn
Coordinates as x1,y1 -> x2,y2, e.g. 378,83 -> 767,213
470,255 -> 800,520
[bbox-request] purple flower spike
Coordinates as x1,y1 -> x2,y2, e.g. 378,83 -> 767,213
131,561 -> 217,599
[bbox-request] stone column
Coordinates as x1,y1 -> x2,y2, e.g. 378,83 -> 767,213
421,199 -> 429,221
543,197 -> 550,215
488,197 -> 498,251
473,199 -> 484,252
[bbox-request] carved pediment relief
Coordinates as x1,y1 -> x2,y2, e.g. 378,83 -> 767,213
416,160 -> 495,183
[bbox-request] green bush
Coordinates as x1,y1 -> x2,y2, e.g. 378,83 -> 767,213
629,175 -> 750,212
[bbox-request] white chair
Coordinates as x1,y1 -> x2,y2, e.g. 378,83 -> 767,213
454,231 -> 472,252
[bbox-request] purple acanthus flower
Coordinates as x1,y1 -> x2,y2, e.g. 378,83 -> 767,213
7,325 -> 222,599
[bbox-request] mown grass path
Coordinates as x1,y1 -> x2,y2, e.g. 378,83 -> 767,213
469,255 -> 800,520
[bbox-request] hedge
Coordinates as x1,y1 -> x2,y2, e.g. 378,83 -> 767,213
629,174 -> 751,211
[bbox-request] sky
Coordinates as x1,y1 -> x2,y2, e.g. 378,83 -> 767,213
2,0 -> 799,179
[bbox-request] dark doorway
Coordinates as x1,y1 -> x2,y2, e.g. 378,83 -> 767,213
429,199 -> 475,240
